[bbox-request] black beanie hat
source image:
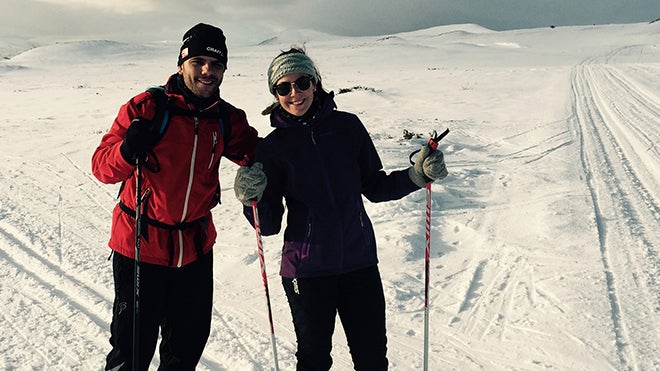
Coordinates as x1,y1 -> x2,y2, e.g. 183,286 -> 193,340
178,23 -> 228,67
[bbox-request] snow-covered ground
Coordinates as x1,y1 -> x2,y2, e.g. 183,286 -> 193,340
0,21 -> 658,370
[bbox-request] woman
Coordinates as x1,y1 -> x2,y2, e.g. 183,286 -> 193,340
234,48 -> 447,370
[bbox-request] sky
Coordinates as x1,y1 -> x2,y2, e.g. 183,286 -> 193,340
2,0 -> 660,45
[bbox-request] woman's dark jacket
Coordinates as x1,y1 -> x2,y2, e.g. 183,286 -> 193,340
244,91 -> 420,278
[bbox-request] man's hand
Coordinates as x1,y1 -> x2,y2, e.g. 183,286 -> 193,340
120,118 -> 160,164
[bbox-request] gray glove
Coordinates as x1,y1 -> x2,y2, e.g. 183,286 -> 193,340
408,145 -> 448,187
234,162 -> 267,206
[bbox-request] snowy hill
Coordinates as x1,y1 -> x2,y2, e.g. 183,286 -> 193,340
0,22 -> 658,370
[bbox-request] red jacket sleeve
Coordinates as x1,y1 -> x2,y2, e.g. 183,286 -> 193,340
221,102 -> 260,166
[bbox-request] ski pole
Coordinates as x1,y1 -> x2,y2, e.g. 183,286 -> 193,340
411,128 -> 449,371
133,158 -> 143,371
251,200 -> 280,371
423,179 -> 432,371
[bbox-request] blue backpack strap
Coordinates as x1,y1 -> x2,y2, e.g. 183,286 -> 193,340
116,86 -> 170,197
145,86 -> 170,136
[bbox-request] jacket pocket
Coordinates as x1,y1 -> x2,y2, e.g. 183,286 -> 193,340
358,204 -> 375,247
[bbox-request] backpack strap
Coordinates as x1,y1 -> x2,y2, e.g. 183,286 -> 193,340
145,86 -> 171,137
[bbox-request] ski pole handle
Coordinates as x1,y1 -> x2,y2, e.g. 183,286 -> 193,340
427,128 -> 449,151
409,128 -> 450,165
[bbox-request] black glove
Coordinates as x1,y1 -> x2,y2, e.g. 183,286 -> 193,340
120,118 -> 160,164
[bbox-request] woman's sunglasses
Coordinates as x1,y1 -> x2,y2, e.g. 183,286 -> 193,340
273,76 -> 313,96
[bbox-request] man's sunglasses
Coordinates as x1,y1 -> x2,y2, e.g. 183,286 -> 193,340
273,76 -> 313,96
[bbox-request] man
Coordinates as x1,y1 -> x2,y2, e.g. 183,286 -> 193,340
92,23 -> 259,370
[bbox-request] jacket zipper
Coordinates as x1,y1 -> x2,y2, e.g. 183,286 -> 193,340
176,117 -> 200,267
310,125 -> 317,145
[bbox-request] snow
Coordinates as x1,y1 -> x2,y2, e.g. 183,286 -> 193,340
0,21 -> 659,370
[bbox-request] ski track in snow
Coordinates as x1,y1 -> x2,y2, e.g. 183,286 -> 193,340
0,221 -> 110,369
569,45 -> 659,371
0,23 -> 659,370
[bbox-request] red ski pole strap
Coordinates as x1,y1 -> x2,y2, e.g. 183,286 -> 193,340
428,128 -> 449,150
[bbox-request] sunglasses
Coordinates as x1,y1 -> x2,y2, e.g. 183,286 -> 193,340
273,76 -> 313,96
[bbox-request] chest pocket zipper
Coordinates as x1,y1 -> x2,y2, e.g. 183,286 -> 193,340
208,131 -> 218,169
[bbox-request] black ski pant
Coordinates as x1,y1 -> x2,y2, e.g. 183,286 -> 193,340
105,251 -> 213,371
282,265 -> 388,371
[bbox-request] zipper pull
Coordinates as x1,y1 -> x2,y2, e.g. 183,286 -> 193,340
310,125 -> 317,145
292,278 -> 300,295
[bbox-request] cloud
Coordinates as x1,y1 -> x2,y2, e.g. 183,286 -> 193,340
2,0 -> 659,46
32,0 -> 154,13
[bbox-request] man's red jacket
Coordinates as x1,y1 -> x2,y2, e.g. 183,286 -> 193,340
92,74 -> 259,267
